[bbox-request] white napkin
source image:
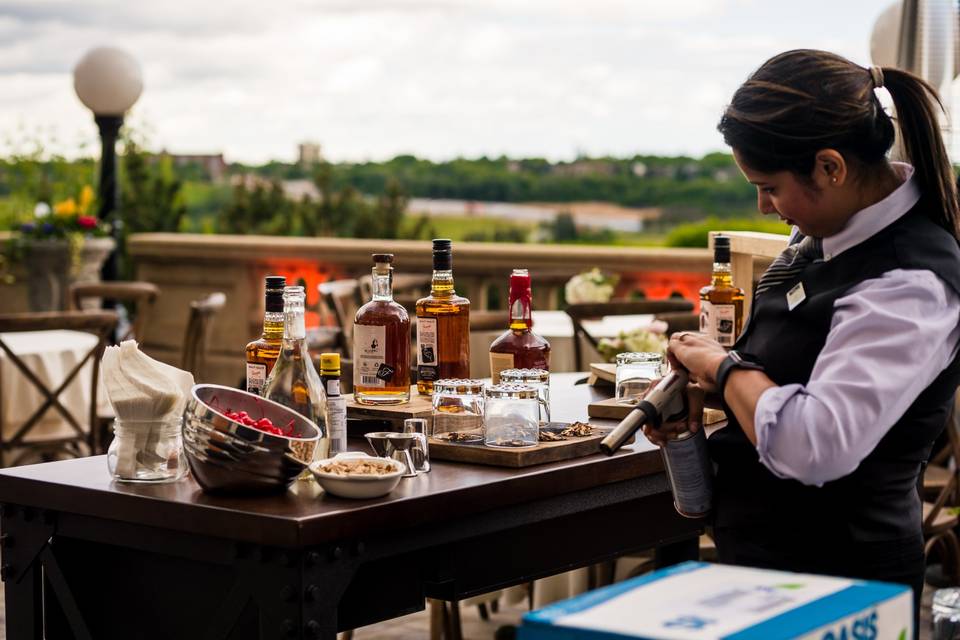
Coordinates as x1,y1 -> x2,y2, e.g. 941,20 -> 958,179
102,341 -> 195,477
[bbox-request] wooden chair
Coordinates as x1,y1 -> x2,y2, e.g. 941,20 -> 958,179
923,392 -> 960,585
318,280 -> 362,359
181,292 -> 226,382
70,281 -> 159,343
0,311 -> 118,466
565,299 -> 695,370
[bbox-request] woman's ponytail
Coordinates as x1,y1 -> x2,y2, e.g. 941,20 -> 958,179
882,67 -> 960,242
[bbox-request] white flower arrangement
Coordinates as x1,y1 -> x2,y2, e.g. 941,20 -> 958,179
597,320 -> 669,363
565,268 -> 617,304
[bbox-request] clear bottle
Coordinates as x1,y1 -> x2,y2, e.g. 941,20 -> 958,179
353,254 -> 411,404
489,269 -> 550,384
320,352 -> 347,456
699,235 -> 744,348
245,275 -> 286,395
263,286 -> 329,462
416,239 -> 470,395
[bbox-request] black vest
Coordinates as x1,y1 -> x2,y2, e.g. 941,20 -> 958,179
711,202 -> 960,576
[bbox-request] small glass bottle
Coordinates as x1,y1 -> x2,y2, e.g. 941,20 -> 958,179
263,286 -> 329,462
489,269 -> 550,384
321,352 -> 347,456
699,235 -> 744,348
354,254 -> 411,405
416,239 -> 471,395
245,275 -> 286,395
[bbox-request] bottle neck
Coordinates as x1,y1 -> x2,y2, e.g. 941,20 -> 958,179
508,292 -> 532,331
372,268 -> 394,301
284,308 -> 306,342
431,269 -> 455,296
262,311 -> 284,340
712,261 -> 733,287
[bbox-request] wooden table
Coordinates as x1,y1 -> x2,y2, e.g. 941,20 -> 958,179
0,374 -> 702,640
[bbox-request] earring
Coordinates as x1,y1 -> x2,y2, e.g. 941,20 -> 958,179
831,177 -> 837,184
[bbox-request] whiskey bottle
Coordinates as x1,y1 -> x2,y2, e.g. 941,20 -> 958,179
263,286 -> 329,460
320,352 -> 347,455
416,239 -> 470,395
245,275 -> 286,395
353,254 -> 411,405
699,235 -> 744,348
489,269 -> 550,383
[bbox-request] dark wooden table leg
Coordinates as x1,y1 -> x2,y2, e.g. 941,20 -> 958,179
654,535 -> 700,568
2,506 -> 51,640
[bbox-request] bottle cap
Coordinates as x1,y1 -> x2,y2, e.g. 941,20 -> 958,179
432,239 -> 452,270
509,268 -> 531,300
265,275 -> 286,290
372,253 -> 394,264
320,352 -> 340,374
265,276 -> 286,312
432,239 -> 452,251
713,235 -> 731,263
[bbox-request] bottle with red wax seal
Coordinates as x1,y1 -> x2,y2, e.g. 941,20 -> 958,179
488,269 -> 551,384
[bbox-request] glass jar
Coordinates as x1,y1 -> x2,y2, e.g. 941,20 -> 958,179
431,379 -> 486,443
107,418 -> 186,483
483,384 -> 539,448
934,588 -> 960,639
499,368 -> 550,424
615,352 -> 666,402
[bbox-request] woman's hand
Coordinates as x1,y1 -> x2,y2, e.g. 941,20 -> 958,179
666,331 -> 728,393
642,382 -> 705,447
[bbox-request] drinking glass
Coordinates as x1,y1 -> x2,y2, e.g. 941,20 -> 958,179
431,379 -> 485,443
483,384 -> 539,448
934,588 -> 960,639
403,418 -> 430,473
499,368 -> 550,424
615,352 -> 665,402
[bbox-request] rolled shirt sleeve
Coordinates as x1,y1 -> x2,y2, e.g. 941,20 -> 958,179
754,269 -> 960,486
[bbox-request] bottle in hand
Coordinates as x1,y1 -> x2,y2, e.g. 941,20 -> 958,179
489,268 -> 550,384
320,353 -> 347,456
699,234 -> 744,347
245,275 -> 286,395
354,254 -> 412,405
263,286 -> 329,461
416,239 -> 470,395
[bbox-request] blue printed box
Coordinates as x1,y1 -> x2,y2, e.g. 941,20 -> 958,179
519,562 -> 911,640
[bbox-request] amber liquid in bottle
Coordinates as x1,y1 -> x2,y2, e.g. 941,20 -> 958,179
416,240 -> 470,395
699,235 -> 744,348
354,254 -> 412,404
489,269 -> 550,384
245,276 -> 286,395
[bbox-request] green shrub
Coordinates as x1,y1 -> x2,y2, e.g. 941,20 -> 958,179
665,216 -> 789,247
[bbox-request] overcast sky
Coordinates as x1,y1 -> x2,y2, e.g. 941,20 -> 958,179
0,0 -> 892,164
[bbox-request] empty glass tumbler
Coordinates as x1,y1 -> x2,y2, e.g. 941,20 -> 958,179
615,352 -> 666,402
934,588 -> 960,639
499,368 -> 550,424
483,384 -> 539,448
431,379 -> 486,443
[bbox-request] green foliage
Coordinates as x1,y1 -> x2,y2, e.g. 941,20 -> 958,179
665,216 -> 790,248
120,138 -> 187,234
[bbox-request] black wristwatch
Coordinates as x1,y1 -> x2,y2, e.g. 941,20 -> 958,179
715,350 -> 765,397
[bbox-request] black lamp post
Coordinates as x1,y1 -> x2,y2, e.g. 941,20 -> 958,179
73,47 -> 143,281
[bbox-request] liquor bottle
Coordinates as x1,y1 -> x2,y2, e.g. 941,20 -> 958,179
416,239 -> 470,395
263,286 -> 329,460
353,254 -> 412,405
699,235 -> 745,348
320,353 -> 347,456
488,269 -> 551,384
245,275 -> 286,395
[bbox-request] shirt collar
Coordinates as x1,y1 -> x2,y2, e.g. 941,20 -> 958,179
818,162 -> 919,260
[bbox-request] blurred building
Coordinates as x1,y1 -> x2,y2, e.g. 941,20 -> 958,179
298,142 -> 323,167
160,152 -> 228,182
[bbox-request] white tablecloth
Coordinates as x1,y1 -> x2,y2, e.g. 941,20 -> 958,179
0,330 -> 109,442
470,311 -> 654,378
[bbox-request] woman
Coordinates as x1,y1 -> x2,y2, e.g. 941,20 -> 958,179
652,49 -> 960,624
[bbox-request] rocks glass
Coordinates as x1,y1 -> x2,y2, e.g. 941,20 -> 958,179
934,588 -> 960,639
499,368 -> 550,424
615,352 -> 665,402
431,379 -> 485,443
107,417 -> 186,483
483,383 -> 539,448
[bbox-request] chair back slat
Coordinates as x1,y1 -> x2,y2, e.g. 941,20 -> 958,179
181,292 -> 226,381
319,280 -> 362,359
70,281 -> 159,343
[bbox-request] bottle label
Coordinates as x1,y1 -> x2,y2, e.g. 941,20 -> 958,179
713,304 -> 736,346
326,379 -> 341,396
417,317 -> 439,380
246,362 -> 267,395
489,352 -> 515,385
354,324 -> 387,388
326,396 -> 348,456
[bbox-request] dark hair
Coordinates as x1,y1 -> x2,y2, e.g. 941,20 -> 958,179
718,49 -> 960,242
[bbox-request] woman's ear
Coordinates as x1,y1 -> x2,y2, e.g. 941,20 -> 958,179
813,149 -> 848,187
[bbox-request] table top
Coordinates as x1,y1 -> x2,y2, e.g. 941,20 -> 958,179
0,374 -> 661,548
0,329 -> 98,357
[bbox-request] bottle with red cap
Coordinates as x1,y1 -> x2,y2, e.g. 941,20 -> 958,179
488,269 -> 551,384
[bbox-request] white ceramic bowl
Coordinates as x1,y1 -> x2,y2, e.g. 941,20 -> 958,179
310,453 -> 405,499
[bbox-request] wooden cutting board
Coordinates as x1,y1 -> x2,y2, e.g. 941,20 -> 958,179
588,396 -> 725,424
344,386 -> 432,424
588,363 -> 617,386
428,424 -> 632,468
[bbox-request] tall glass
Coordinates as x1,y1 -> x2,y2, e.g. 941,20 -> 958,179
615,352 -> 665,402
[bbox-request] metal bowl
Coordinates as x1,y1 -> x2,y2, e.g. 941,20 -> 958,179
183,384 -> 322,493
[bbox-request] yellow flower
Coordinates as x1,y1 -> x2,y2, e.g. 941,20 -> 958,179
78,186 -> 95,215
54,198 -> 77,217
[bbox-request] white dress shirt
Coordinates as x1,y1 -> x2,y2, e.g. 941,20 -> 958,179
754,163 -> 960,486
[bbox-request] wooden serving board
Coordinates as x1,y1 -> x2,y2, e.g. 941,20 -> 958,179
428,425 -> 631,468
588,362 -> 617,386
588,396 -> 725,424
344,386 -> 432,424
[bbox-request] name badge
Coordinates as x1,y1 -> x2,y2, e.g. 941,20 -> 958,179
786,282 -> 806,310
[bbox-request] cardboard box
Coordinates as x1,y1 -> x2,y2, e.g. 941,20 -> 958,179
519,562 -> 911,640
